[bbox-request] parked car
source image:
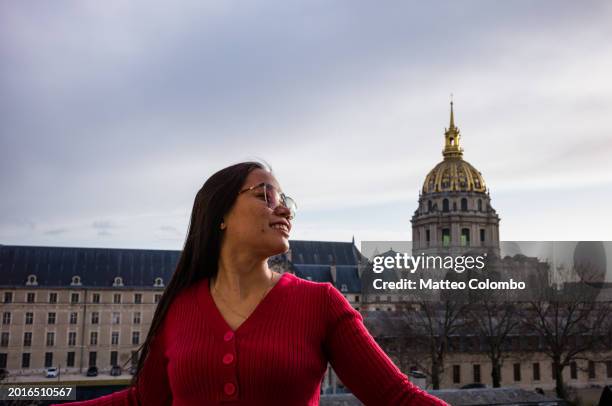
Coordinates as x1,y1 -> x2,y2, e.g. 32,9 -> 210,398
460,383 -> 487,389
86,366 -> 98,377
110,365 -> 122,376
128,366 -> 137,375
45,367 -> 59,378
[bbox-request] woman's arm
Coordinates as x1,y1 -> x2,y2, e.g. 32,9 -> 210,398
322,284 -> 448,406
52,332 -> 172,405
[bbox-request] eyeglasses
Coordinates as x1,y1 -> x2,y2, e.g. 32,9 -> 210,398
238,182 -> 297,219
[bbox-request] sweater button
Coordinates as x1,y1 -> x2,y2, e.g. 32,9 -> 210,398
224,382 -> 236,395
224,331 -> 234,341
222,353 -> 234,365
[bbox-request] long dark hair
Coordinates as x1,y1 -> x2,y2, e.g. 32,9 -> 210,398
128,161 -> 266,389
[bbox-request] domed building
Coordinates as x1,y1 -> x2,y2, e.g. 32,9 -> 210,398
411,102 -> 500,257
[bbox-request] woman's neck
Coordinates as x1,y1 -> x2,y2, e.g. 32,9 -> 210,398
213,246 -> 275,300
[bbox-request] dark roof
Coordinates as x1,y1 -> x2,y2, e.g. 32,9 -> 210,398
0,245 -> 180,288
289,240 -> 363,266
1,240 -> 364,289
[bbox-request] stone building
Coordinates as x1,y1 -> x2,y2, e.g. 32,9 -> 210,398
411,102 -> 500,258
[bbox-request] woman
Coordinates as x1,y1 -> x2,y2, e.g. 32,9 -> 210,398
57,162 -> 448,405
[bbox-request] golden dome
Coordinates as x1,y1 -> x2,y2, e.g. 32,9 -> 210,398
421,102 -> 487,194
422,158 -> 486,193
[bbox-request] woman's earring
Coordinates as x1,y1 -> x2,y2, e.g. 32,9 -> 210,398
220,222 -> 226,230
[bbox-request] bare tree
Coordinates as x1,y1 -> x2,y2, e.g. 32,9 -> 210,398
521,264 -> 612,400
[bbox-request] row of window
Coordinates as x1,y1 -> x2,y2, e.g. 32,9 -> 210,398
3,292 -> 162,304
0,350 -> 139,369
426,198 -> 486,213
0,330 -> 141,348
450,361 -> 612,384
25,275 -> 165,288
2,311 -> 143,326
422,228 -> 487,247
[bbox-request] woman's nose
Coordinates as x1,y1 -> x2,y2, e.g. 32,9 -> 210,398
274,204 -> 291,218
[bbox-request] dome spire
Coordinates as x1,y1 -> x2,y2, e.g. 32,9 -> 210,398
443,98 -> 463,159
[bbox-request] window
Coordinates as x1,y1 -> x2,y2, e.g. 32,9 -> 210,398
27,292 -> 35,303
46,332 -> 55,346
22,352 -> 31,368
134,293 -> 142,304
2,312 -> 10,325
113,277 -> 124,287
45,352 -> 53,368
0,353 -> 6,369
112,312 -> 120,324
68,332 -> 76,346
478,199 -> 483,211
588,361 -> 596,379
442,229 -> 451,247
89,351 -> 97,367
427,200 -> 433,212
111,350 -> 118,366
23,332 -> 32,347
460,228 -> 470,247
0,332 -> 9,347
155,294 -> 162,304
452,365 -> 461,384
340,284 -> 348,292
48,312 -> 56,324
66,351 -> 75,367
570,361 -> 577,379
426,229 -> 430,245
473,364 -> 481,383
552,362 -> 557,380
71,293 -> 79,304
90,331 -> 98,345
480,229 -> 486,243
70,312 -> 78,324
25,312 -> 33,324
26,274 -> 37,285
443,199 -> 450,212
133,312 -> 141,324
461,198 -> 468,211
513,363 -> 521,381
91,312 -> 99,324
154,277 -> 164,287
132,331 -> 140,345
49,293 -> 57,304
533,362 -> 540,381
355,295 -> 360,303
92,293 -> 100,304
71,275 -> 81,286
3,292 -> 12,303
113,294 -> 121,304
111,332 -> 119,345
606,361 -> 612,378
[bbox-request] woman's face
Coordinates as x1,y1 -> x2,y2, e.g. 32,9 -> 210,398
221,168 -> 292,258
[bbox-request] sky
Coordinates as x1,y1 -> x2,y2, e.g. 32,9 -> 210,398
1,0 -> 612,251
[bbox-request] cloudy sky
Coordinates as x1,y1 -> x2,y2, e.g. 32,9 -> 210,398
1,0 -> 612,251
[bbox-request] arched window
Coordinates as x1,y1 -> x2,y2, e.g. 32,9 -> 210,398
154,277 -> 164,288
478,199 -> 483,211
427,200 -> 433,212
71,275 -> 82,286
443,199 -> 449,212
26,274 -> 38,286
113,277 -> 124,287
461,198 -> 468,211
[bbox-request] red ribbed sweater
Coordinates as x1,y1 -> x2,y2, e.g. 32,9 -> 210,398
57,272 -> 447,405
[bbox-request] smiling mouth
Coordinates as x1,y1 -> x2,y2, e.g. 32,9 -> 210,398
270,223 -> 290,234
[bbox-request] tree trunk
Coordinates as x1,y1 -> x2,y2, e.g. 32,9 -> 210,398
491,362 -> 501,388
431,360 -> 440,390
553,359 -> 567,400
